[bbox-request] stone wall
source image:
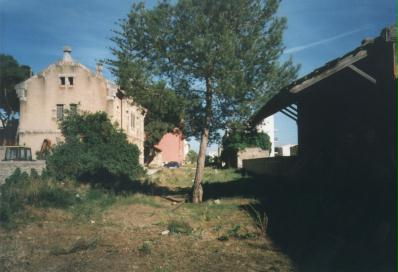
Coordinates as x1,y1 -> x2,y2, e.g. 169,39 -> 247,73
237,147 -> 269,168
242,157 -> 296,176
0,160 -> 46,185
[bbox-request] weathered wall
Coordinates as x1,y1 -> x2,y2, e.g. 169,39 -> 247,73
237,147 -> 269,168
151,130 -> 186,166
0,160 -> 46,185
15,49 -> 145,164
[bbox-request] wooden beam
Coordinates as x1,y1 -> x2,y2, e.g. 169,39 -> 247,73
286,105 -> 298,115
348,64 -> 377,84
290,50 -> 368,94
283,107 -> 298,118
281,109 -> 297,122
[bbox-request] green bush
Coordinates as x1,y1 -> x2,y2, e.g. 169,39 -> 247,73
46,112 -> 144,189
221,128 -> 271,167
0,168 -> 77,227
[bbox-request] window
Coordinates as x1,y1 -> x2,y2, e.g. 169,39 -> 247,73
131,113 -> 135,129
56,104 -> 64,121
60,77 -> 66,86
68,77 -> 74,86
70,104 -> 77,113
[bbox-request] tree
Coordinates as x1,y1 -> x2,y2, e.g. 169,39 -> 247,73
110,0 -> 299,202
46,112 -> 144,188
186,149 -> 198,164
221,128 -> 271,167
0,54 -> 31,145
108,27 -> 185,164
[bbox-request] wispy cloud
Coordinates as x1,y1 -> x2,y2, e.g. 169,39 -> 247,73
285,25 -> 371,54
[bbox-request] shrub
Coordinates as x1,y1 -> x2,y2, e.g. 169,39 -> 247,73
221,128 -> 271,167
0,168 -> 77,227
46,112 -> 144,188
167,219 -> 193,235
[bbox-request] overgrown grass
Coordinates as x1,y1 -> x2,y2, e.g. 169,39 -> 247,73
167,219 -> 193,235
1,168 -> 126,228
0,168 -> 78,228
150,167 -> 243,188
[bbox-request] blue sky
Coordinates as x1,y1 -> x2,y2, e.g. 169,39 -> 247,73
0,0 -> 396,152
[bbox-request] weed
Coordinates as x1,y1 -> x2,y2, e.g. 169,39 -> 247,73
167,219 -> 193,235
227,224 -> 241,237
0,169 -> 77,228
247,204 -> 268,237
50,237 -> 97,255
138,241 -> 152,255
217,235 -> 229,241
118,193 -> 162,208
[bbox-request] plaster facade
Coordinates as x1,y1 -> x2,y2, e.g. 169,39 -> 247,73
151,129 -> 187,166
15,47 -> 146,163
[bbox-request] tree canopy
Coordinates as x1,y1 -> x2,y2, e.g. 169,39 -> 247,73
220,128 -> 271,167
46,112 -> 144,189
0,54 -> 31,144
109,0 -> 299,202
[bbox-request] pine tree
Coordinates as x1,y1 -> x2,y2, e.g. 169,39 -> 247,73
109,0 -> 299,202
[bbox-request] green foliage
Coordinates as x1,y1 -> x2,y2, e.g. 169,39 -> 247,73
109,0 -> 299,201
109,29 -> 185,163
220,128 -> 271,167
0,168 -> 77,228
46,112 -> 144,188
221,128 -> 271,163
0,54 -> 31,144
223,129 -> 271,152
167,219 -> 193,235
109,0 -> 299,142
186,149 -> 198,164
138,241 -> 153,255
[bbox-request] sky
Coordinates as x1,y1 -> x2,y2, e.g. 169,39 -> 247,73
0,0 -> 396,152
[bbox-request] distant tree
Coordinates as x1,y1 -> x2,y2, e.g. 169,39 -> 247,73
0,54 -> 31,145
108,28 -> 185,164
186,149 -> 198,164
46,112 -> 144,188
221,128 -> 271,167
110,0 -> 299,202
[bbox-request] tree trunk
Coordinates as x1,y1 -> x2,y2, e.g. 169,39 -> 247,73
192,77 -> 212,203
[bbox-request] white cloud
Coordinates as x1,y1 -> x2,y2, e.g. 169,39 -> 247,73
284,25 -> 372,54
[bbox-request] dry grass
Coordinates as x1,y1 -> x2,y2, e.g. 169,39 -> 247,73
0,167 -> 297,272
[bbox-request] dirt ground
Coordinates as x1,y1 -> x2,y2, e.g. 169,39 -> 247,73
0,168 -> 297,272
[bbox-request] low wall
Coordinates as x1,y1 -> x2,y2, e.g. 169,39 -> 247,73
237,147 -> 269,168
0,160 -> 46,185
242,157 -> 297,176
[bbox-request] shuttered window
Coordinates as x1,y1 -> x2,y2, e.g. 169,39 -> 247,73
56,104 -> 64,121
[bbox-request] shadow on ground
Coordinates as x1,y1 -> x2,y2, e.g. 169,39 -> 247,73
84,164 -> 396,272
201,165 -> 396,272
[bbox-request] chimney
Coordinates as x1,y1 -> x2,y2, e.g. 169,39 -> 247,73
96,62 -> 103,76
63,46 -> 73,62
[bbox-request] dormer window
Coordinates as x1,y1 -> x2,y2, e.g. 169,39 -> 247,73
68,77 -> 74,86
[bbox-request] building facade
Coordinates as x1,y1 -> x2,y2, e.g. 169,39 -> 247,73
150,129 -> 187,166
15,46 -> 146,163
256,115 -> 275,157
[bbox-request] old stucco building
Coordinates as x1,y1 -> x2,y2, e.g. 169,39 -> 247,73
15,46 -> 146,163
